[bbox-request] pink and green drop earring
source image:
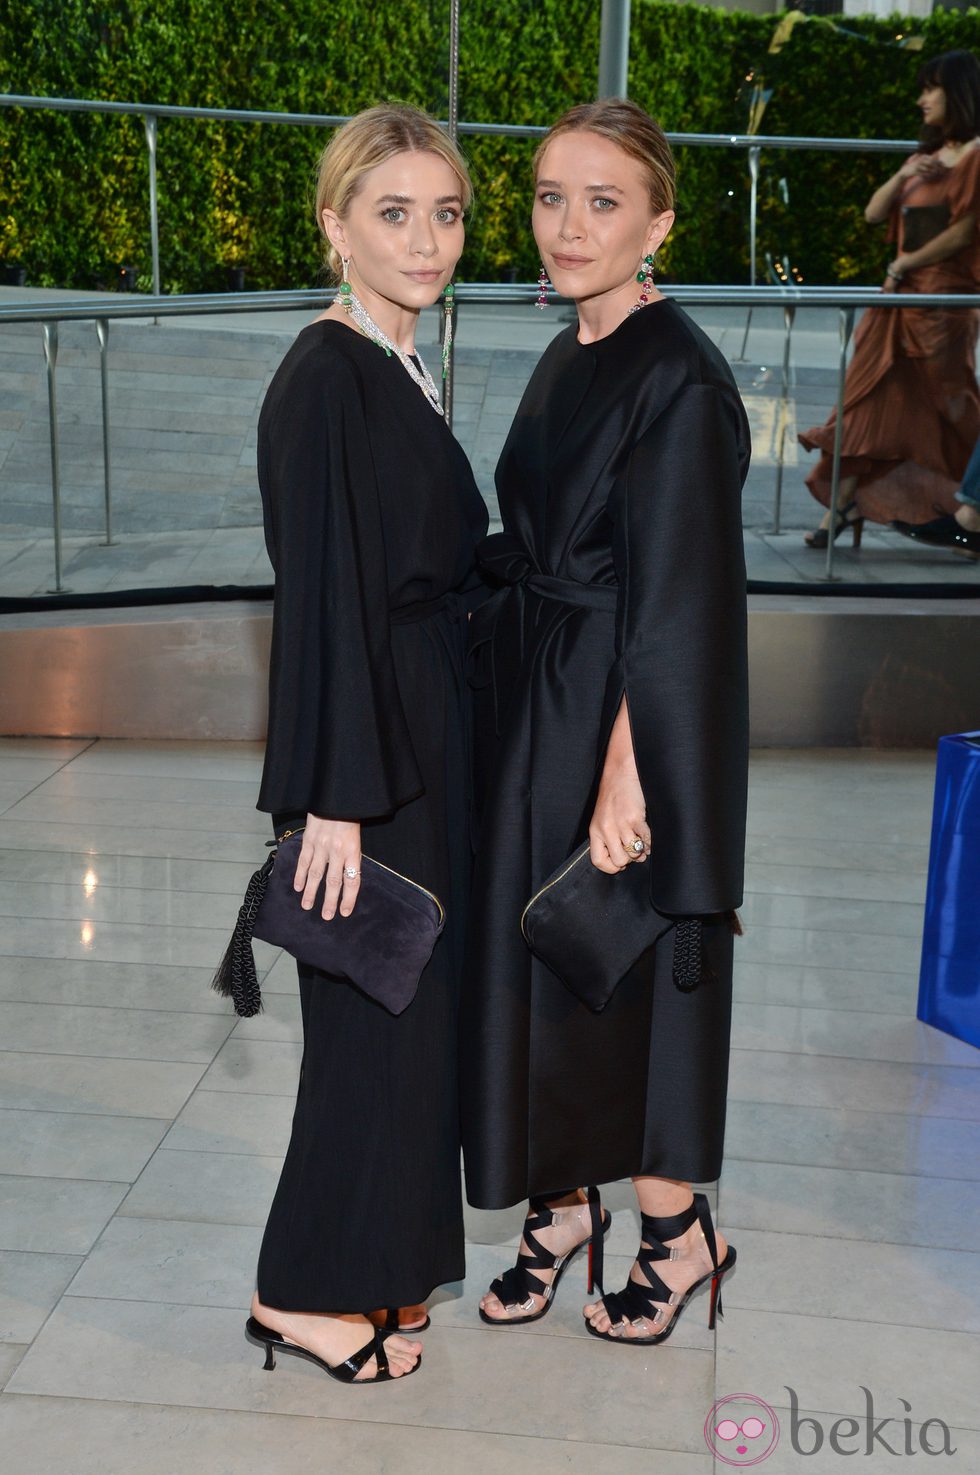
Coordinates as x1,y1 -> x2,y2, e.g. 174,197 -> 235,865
338,256 -> 353,313
441,280 -> 455,380
534,264 -> 550,310
630,253 -> 655,314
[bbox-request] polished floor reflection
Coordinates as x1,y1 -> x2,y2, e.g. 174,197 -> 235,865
0,740 -> 976,1472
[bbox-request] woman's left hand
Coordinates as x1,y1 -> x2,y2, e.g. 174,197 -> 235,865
588,697 -> 651,874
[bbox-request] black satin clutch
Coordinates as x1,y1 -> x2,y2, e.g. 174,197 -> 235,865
521,842 -> 736,1012
212,829 -> 445,1018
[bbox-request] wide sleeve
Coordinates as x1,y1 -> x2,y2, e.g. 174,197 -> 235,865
607,381 -> 749,916
256,352 -> 423,820
946,148 -> 980,226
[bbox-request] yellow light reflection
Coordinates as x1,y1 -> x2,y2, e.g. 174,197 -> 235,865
82,868 -> 98,898
80,920 -> 95,949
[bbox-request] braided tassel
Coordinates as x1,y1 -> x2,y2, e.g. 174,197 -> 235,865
672,918 -> 705,993
212,852 -> 275,1017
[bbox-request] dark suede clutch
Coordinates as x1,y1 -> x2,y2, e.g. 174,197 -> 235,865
213,830 -> 445,1018
521,842 -> 736,1012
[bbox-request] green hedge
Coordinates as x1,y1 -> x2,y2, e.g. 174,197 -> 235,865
2,1 -> 980,290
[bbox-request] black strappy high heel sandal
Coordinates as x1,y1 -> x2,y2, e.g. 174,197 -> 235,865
480,1186 -> 611,1327
245,1315 -> 419,1384
584,1191 -> 735,1346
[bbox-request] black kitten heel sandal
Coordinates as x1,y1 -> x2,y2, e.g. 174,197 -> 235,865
245,1315 -> 419,1384
480,1185 -> 611,1327
584,1191 -> 735,1346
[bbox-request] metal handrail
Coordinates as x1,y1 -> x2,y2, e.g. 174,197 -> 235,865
4,283 -> 978,590
1,90 -> 919,299
0,92 -> 919,149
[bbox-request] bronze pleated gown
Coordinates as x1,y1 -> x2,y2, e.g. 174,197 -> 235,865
461,302 -> 751,1210
801,148 -> 980,524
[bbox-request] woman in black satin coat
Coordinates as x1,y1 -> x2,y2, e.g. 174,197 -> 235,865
461,100 -> 750,1347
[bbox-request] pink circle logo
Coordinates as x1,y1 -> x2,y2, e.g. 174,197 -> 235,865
705,1394 -> 780,1466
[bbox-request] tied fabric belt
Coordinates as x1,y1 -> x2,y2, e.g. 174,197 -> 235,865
524,573 -> 617,614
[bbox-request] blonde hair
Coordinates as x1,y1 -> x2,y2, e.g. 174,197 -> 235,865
314,103 -> 474,278
534,98 -> 675,216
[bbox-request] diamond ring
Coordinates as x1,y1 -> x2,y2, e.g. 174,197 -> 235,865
344,866 -> 360,879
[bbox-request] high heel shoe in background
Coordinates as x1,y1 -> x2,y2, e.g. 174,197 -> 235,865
584,1191 -> 735,1346
479,1185 -> 611,1326
804,503 -> 864,550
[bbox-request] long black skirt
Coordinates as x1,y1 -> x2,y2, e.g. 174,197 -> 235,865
256,609 -> 468,1310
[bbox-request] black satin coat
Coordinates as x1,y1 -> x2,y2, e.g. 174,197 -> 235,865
254,320 -> 488,1309
460,302 -> 750,1209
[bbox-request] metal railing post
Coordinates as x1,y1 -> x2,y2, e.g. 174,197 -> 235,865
598,0 -> 631,99
41,323 -> 64,592
737,145 -> 761,362
95,319 -> 114,545
825,305 -> 856,582
144,113 -> 160,298
772,302 -> 795,534
443,0 -> 461,429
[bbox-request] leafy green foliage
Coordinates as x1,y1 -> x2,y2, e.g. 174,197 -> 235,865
1,1 -> 979,289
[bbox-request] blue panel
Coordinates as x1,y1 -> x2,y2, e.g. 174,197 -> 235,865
917,732 -> 980,1050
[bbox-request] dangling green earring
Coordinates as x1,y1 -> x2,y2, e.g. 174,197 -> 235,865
339,256 -> 353,313
629,254 -> 656,315
441,280 -> 455,380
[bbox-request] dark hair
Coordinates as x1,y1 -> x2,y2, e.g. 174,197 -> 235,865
917,50 -> 980,152
533,98 -> 675,215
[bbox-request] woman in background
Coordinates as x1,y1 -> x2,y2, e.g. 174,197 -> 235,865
801,50 -> 980,550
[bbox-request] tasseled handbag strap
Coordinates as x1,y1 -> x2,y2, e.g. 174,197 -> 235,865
212,852 -> 276,1017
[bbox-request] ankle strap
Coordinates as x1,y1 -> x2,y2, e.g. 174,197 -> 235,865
639,1197 -> 698,1247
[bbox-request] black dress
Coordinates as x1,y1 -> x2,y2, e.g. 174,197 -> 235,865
254,320 -> 487,1310
461,302 -> 750,1210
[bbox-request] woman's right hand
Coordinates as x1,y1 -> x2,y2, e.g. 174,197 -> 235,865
293,814 -> 362,919
900,153 -> 945,181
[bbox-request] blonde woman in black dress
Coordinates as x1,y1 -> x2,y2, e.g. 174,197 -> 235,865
462,100 -> 749,1346
246,106 -> 487,1384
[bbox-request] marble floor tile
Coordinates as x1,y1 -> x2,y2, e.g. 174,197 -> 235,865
0,879 -> 250,930
0,1109 -> 168,1181
743,835 -> 929,874
33,769 -> 261,808
728,1048 -> 980,1120
0,1002 -> 234,1062
7,793 -> 269,836
0,1251 -> 82,1342
118,1149 -> 281,1227
733,960 -> 917,1015
0,741 -> 91,762
66,1216 -> 261,1309
739,892 -> 924,938
0,1176 -> 127,1254
0,956 -> 226,1013
163,1090 -> 295,1157
199,1038 -> 303,1096
68,739 -> 265,781
733,1002 -> 979,1069
722,1227 -> 980,1332
725,1098 -> 980,1180
0,915 -> 244,969
0,1051 -> 205,1118
715,1307 -> 978,1433
0,848 -> 257,895
720,1158 -> 980,1249
0,1395 -> 714,1475
0,1345 -> 28,1390
0,819 -> 266,863
736,924 -> 918,975
8,1297 -> 717,1449
742,860 -> 928,905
